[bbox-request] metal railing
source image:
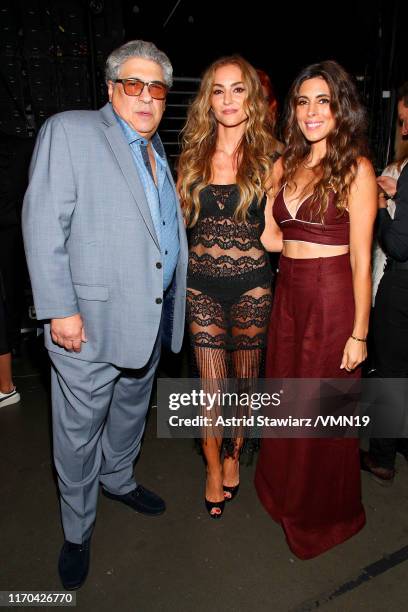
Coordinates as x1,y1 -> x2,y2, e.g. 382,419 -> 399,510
160,76 -> 200,161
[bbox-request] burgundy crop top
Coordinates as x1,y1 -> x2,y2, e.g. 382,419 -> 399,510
273,185 -> 350,246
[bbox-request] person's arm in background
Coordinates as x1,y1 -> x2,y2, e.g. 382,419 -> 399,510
377,164 -> 408,261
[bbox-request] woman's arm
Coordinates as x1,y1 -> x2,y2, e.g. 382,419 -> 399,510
260,194 -> 283,252
340,157 -> 377,371
176,174 -> 189,227
260,158 -> 283,252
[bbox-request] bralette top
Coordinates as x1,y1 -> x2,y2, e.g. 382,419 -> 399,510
273,185 -> 350,246
187,184 -> 271,286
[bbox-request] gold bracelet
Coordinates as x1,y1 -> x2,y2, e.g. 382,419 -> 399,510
351,334 -> 367,343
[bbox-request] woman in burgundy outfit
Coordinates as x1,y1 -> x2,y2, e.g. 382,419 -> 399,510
255,60 -> 377,558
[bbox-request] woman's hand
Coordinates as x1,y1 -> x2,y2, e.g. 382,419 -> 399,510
340,337 -> 367,372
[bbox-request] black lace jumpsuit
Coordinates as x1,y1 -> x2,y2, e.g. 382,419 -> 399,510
187,184 -> 273,392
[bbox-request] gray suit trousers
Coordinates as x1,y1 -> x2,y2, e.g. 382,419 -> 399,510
49,335 -> 161,544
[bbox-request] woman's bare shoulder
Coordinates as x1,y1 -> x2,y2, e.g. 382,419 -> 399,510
355,156 -> 375,179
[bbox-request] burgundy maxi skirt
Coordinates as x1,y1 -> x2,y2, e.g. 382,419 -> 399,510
255,254 -> 366,559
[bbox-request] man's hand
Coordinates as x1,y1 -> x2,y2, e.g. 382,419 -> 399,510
51,314 -> 87,352
377,176 -> 397,198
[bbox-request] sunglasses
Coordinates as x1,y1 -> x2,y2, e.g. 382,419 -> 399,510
115,78 -> 168,100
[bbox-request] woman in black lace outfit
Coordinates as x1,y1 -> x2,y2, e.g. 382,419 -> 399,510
177,56 -> 281,517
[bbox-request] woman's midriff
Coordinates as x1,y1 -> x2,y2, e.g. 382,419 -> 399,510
282,241 -> 349,259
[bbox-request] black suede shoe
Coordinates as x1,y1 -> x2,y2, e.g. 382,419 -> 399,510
102,485 -> 166,515
360,450 -> 395,487
58,539 -> 90,590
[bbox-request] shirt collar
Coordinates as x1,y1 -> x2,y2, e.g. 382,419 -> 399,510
113,109 -> 166,161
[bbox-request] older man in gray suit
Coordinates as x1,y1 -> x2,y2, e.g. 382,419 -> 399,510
22,40 -> 187,589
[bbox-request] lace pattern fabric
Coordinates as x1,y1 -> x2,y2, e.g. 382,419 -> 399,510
187,184 -> 272,353
186,184 -> 273,456
188,251 -> 269,279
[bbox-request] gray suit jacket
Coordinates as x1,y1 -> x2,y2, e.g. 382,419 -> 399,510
22,102 -> 188,369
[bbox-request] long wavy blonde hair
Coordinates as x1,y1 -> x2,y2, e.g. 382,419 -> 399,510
282,60 -> 370,220
178,55 -> 279,227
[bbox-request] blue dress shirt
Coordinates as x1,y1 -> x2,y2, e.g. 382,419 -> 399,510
114,112 -> 179,290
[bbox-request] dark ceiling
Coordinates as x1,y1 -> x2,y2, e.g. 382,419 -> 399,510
121,0 -> 404,100
0,0 -> 404,170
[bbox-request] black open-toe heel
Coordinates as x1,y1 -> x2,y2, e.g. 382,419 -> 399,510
205,498 -> 225,519
223,483 -> 240,501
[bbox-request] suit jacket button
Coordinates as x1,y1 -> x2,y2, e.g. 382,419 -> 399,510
156,297 -> 163,304
156,262 -> 162,269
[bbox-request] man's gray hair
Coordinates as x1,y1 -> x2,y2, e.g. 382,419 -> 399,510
105,40 -> 173,88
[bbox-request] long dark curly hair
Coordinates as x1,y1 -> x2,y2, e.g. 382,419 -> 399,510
282,60 -> 370,219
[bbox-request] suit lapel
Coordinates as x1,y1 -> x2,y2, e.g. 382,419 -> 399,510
99,103 -> 160,249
